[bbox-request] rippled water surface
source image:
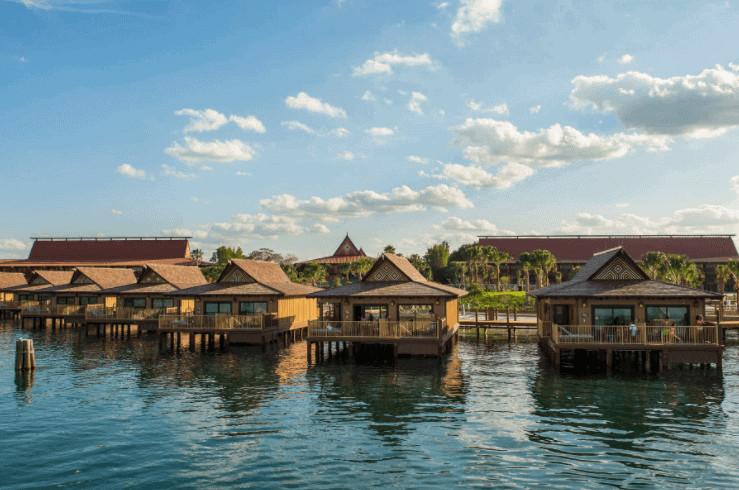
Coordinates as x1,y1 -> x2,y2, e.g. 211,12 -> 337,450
2,322 -> 739,489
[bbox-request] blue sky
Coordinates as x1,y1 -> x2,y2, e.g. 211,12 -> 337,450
2,0 -> 739,260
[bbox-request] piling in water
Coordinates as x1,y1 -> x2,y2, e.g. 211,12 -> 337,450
15,338 -> 36,371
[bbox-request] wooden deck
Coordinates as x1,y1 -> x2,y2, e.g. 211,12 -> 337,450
305,319 -> 459,362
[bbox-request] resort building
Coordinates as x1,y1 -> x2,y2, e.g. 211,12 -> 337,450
529,247 -> 724,371
0,270 -> 74,303
165,259 -> 322,344
297,234 -> 372,279
0,272 -> 28,301
479,235 -> 739,291
306,253 -> 467,360
0,236 -> 202,278
38,267 -> 138,307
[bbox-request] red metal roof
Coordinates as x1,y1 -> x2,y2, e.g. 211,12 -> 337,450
28,238 -> 190,262
478,236 -> 739,262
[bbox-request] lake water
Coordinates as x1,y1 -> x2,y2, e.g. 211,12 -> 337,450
2,322 -> 739,489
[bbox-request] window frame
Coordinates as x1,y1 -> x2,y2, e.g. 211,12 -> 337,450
152,298 -> 175,309
397,304 -> 434,322
591,305 -> 635,326
239,301 -> 268,315
645,305 -> 690,326
204,301 -> 232,316
123,298 -> 147,309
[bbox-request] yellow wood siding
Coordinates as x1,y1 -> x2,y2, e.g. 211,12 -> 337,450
105,296 -> 117,308
180,299 -> 194,313
278,297 -> 319,328
446,298 -> 458,327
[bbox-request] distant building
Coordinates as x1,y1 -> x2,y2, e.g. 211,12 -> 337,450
297,234 -> 373,280
0,237 -> 202,278
478,235 -> 739,292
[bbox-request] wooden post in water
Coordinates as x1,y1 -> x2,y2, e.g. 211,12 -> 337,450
15,339 -> 36,371
506,308 -> 511,342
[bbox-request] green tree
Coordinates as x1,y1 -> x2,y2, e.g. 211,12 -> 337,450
529,249 -> 557,288
202,246 -> 247,283
456,243 -> 483,284
641,251 -> 668,280
383,245 -> 397,255
246,248 -> 283,262
280,264 -> 299,282
486,248 -> 511,291
717,264 -> 732,296
300,262 -> 328,286
352,257 -> 375,280
424,242 -> 450,282
338,262 -> 354,281
517,252 -> 533,292
448,261 -> 468,286
570,265 -> 583,279
190,248 -> 204,265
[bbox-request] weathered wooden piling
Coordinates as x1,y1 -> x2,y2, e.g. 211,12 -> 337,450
15,338 -> 36,371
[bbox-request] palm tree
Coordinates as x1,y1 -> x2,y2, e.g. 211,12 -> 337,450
449,261 -> 468,287
191,249 -> 204,266
353,257 -> 375,280
383,245 -> 396,255
460,244 -> 483,284
529,249 -> 557,288
300,263 -> 328,286
717,264 -> 731,296
338,262 -> 353,281
518,252 -> 533,292
641,251 -> 667,280
727,259 -> 739,312
570,265 -> 583,279
486,248 -> 511,292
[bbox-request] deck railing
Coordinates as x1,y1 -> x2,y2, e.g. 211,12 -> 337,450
552,325 -> 719,346
21,304 -> 87,316
538,320 -> 552,338
0,301 -> 39,310
157,314 -> 268,330
307,319 -> 447,339
85,306 -> 165,321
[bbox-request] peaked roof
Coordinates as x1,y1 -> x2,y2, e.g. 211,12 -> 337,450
308,254 -> 467,298
145,264 -> 207,288
0,272 -> 27,289
33,270 -> 75,285
528,247 -> 722,299
332,235 -> 365,257
75,267 -> 138,289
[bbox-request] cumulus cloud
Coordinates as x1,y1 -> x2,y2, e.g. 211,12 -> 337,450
432,216 -> 515,235
424,162 -> 534,189
0,239 -> 31,251
365,127 -> 395,136
285,92 -> 347,118
260,184 -> 473,223
352,50 -> 433,76
165,137 -> 256,164
175,109 -> 229,133
110,209 -> 123,215
731,175 -> 739,195
161,164 -> 197,180
555,204 -> 739,235
617,54 -> 634,65
407,155 -> 429,164
570,63 -> 739,138
615,203 -> 630,208
408,92 -> 428,115
229,114 -> 266,133
362,91 -> 376,101
337,151 -> 354,161
328,127 -> 351,138
451,0 -> 503,41
529,105 -> 542,114
451,118 -> 670,168
281,120 -> 315,134
200,165 -> 213,171
116,164 -> 154,181
467,99 -> 509,115
313,223 -> 331,234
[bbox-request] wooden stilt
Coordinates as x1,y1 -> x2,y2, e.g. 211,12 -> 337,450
307,342 -> 312,363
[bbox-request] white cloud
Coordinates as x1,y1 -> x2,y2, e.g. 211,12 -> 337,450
229,114 -> 266,133
281,120 -> 315,134
199,213 -> 310,242
337,151 -> 354,161
731,175 -> 739,195
425,162 -> 535,189
362,91 -> 376,101
432,216 -> 514,235
408,92 -> 428,115
161,164 -> 197,180
260,184 -> 473,222
365,127 -> 395,136
555,204 -> 739,235
597,54 -> 606,63
615,203 -> 630,208
285,92 -> 347,118
617,54 -> 634,65
110,209 -> 123,215
529,105 -> 542,114
352,50 -> 433,76
407,155 -> 429,164
438,109 -> 445,115
236,171 -> 252,176
451,0 -> 503,41
20,0 -> 51,10
570,63 -> 739,138
437,2 -> 450,8
116,164 -> 153,181
191,197 -> 199,202
313,223 -> 331,234
328,127 -> 351,138
174,108 -> 229,133
451,118 -> 670,168
165,137 -> 256,164
0,239 -> 31,251
467,99 -> 509,115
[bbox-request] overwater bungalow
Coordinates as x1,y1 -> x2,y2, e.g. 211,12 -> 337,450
0,270 -> 74,304
0,272 -> 31,319
163,259 -> 322,345
305,253 -> 467,361
529,247 -> 724,371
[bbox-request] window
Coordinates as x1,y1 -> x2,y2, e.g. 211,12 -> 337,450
152,298 -> 175,309
398,304 -> 433,321
240,301 -> 267,315
124,298 -> 147,309
38,295 -> 52,303
79,296 -> 99,305
593,307 -> 633,326
204,302 -> 231,316
321,303 -> 341,321
353,304 -> 387,321
560,264 -> 572,270
19,294 -> 34,301
646,306 -> 689,326
57,296 -> 75,305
